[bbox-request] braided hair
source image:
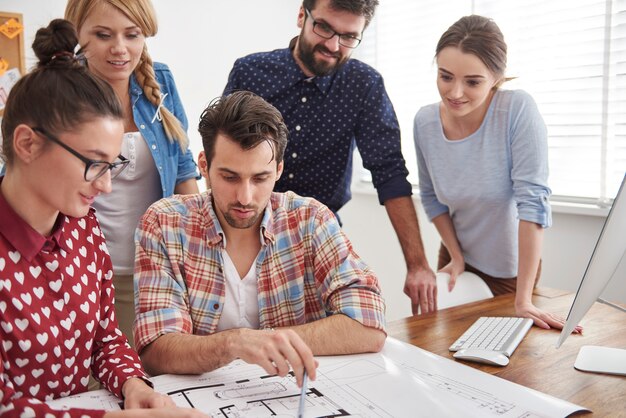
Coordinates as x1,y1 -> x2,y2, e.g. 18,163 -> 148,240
64,0 -> 188,149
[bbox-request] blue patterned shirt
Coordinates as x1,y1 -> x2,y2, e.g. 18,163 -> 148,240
224,39 -> 412,213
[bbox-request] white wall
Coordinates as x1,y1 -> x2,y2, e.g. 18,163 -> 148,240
4,0 -> 624,322
1,0 -> 301,160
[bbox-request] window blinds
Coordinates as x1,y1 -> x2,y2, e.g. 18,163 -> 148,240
356,0 -> 626,203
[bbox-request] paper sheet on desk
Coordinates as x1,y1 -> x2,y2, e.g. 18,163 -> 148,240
46,389 -> 122,411
47,338 -> 587,417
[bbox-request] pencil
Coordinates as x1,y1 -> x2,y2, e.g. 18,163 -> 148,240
297,370 -> 308,418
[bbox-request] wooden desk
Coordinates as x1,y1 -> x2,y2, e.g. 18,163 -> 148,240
387,288 -> 626,417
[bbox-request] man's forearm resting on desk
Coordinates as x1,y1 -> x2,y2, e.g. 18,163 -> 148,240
384,196 -> 436,314
140,327 -> 316,385
140,315 -> 384,379
286,314 -> 386,355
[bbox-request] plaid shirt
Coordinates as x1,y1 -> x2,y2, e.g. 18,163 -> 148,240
134,191 -> 385,353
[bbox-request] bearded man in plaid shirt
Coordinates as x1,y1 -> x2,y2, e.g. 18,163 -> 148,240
133,91 -> 386,385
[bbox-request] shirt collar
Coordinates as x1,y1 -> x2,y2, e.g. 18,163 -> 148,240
204,191 -> 276,247
0,176 -> 69,261
204,192 -> 225,247
259,198 -> 275,244
287,36 -> 334,95
129,73 -> 143,99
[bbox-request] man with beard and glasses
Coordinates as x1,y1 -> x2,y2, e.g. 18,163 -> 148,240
224,0 -> 438,317
133,92 -> 386,383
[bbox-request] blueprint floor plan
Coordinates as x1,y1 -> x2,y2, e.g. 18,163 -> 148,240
48,338 -> 587,417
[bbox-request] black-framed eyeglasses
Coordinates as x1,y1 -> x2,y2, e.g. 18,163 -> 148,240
32,127 -> 130,182
305,8 -> 362,48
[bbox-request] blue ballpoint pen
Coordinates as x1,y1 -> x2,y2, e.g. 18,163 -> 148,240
297,370 -> 308,418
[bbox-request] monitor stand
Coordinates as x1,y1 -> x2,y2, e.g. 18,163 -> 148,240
574,346 -> 626,376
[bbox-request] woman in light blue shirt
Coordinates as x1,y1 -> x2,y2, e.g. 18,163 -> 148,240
414,15 -> 572,330
65,0 -> 199,346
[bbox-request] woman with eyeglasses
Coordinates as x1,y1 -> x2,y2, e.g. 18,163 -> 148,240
413,15 -> 580,331
0,19 -> 207,417
64,0 -> 199,347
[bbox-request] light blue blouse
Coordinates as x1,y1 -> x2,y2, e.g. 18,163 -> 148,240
414,89 -> 551,277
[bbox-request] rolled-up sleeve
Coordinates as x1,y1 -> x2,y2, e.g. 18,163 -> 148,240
133,206 -> 194,354
311,206 -> 386,332
356,76 -> 412,205
509,91 -> 552,228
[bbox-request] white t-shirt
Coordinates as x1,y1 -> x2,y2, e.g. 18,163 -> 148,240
93,132 -> 161,274
216,249 -> 260,331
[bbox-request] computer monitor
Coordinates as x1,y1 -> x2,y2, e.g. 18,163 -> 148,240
556,173 -> 626,376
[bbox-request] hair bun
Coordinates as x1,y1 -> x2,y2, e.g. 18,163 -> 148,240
32,19 -> 79,67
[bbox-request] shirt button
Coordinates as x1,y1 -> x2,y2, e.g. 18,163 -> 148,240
151,145 -> 157,150
295,125 -> 301,131
213,303 -> 220,310
140,124 -> 145,129
292,152 -> 298,159
288,173 -> 294,179
301,97 -> 307,103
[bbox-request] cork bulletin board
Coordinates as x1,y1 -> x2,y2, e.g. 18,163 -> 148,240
0,11 -> 26,117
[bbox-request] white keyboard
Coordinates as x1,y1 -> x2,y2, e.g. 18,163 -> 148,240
449,316 -> 533,357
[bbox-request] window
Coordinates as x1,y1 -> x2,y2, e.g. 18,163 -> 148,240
355,0 -> 626,204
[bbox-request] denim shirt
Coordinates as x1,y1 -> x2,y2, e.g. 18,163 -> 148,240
130,62 -> 199,197
0,64 -> 198,190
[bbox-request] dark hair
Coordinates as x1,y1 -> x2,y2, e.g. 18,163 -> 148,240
198,91 -> 288,168
436,15 -> 508,83
1,19 -> 122,165
302,0 -> 379,27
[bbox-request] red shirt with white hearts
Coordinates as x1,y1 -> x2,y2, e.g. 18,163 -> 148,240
0,182 -> 148,417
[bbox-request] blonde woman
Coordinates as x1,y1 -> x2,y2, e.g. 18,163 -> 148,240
65,0 -> 199,346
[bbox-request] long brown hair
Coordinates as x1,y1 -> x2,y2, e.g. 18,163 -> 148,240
436,15 -> 510,87
65,0 -> 188,149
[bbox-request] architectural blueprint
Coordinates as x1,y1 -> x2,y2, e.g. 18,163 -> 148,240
47,338 -> 587,417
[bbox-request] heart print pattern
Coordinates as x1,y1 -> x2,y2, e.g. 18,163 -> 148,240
0,208 -> 146,416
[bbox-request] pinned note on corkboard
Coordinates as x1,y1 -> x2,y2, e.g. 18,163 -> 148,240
0,12 -> 26,117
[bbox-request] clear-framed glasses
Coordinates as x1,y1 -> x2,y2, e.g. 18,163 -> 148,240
305,8 -> 362,49
32,127 -> 130,182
